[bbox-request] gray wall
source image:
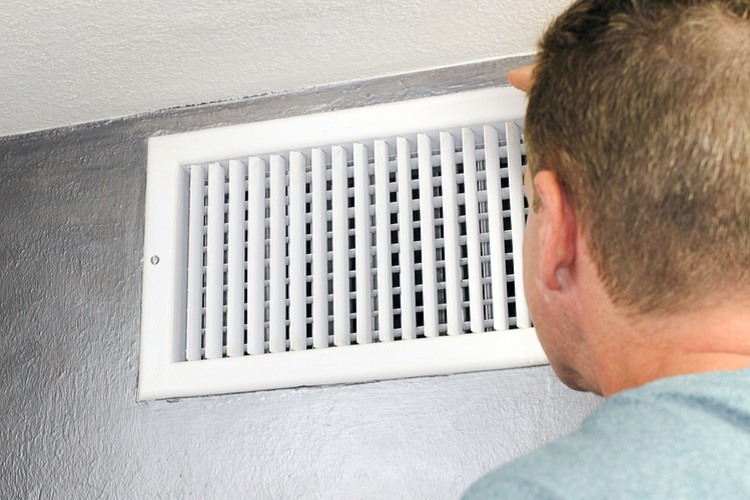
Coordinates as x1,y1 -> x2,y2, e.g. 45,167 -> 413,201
0,57 -> 600,499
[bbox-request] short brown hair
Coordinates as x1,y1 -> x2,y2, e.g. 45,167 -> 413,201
526,0 -> 750,313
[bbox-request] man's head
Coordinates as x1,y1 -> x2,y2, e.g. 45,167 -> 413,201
525,0 -> 750,315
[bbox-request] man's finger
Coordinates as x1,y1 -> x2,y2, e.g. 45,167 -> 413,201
507,65 -> 535,93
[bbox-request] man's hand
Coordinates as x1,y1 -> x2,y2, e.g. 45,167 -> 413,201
507,65 -> 535,93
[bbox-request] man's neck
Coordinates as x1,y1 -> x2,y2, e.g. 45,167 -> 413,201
586,298 -> 750,397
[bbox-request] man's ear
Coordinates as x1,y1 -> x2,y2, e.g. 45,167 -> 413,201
533,171 -> 578,291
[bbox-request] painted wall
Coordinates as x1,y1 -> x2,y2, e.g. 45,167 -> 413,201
0,58 -> 601,499
0,0 -> 572,137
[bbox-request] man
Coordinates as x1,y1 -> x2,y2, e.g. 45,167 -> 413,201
464,0 -> 750,497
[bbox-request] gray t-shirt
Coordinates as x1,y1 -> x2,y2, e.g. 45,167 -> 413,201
464,369 -> 750,499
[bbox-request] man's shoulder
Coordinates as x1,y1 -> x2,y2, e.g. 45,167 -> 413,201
464,370 -> 750,499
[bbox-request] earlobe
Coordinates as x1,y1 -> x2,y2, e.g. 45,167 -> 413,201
533,171 -> 578,291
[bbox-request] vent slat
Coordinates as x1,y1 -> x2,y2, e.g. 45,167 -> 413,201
311,148 -> 329,349
269,155 -> 287,353
289,152 -> 307,351
396,137 -> 417,341
205,163 -> 226,359
484,126 -> 510,331
331,146 -> 350,347
417,134 -> 439,338
354,143 -> 374,344
439,132 -> 463,336
461,128 -> 485,334
374,140 -> 394,342
227,160 -> 246,357
247,157 -> 266,355
186,165 -> 206,361
506,122 -> 530,328
297,188 -> 519,223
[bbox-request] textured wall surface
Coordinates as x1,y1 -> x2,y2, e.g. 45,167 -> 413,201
0,57 -> 601,499
0,0 -> 572,137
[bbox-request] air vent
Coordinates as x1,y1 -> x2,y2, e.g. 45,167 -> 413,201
139,87 -> 546,401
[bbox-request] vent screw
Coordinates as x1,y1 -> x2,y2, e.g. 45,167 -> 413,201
150,255 -> 160,265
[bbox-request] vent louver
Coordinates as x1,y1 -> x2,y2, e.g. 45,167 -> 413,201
139,87 -> 547,401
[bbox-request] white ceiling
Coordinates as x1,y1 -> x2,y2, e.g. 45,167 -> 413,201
0,0 -> 571,138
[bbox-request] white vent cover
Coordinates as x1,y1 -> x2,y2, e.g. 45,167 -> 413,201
139,87 -> 546,401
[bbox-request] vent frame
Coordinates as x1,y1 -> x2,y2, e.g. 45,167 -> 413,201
139,87 -> 547,401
